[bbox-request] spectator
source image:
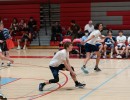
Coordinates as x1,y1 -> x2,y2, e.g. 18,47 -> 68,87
19,19 -> 27,31
80,30 -> 89,56
103,30 -> 116,58
28,17 -> 37,39
115,30 -> 126,58
69,20 -> 81,40
10,18 -> 19,36
84,20 -> 94,34
125,36 -> 130,58
17,30 -> 31,50
51,22 -> 63,42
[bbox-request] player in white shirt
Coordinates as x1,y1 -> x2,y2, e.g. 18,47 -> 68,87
81,23 -> 105,73
84,20 -> 94,34
125,36 -> 130,58
39,42 -> 86,91
115,30 -> 126,58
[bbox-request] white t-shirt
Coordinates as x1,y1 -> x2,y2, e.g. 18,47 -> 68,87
49,49 -> 69,67
86,30 -> 101,45
96,37 -> 102,44
116,35 -> 126,44
84,24 -> 94,33
127,37 -> 130,44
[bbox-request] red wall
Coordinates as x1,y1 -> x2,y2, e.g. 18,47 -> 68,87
60,3 -> 91,30
0,4 -> 40,28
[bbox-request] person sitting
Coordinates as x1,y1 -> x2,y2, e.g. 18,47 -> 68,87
19,19 -> 27,31
80,30 -> 89,57
115,30 -> 126,58
27,17 -> 37,39
17,30 -> 31,50
10,18 -> 19,36
103,30 -> 116,58
69,20 -> 81,40
51,22 -> 63,42
125,36 -> 130,58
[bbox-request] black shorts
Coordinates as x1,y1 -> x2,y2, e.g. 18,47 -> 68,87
0,41 -> 9,52
49,64 -> 66,79
85,43 -> 99,53
21,36 -> 29,42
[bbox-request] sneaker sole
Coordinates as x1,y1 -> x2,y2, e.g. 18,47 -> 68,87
81,67 -> 89,74
76,84 -> 86,88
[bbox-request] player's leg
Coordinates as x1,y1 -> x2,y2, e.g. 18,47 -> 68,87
59,64 -> 86,88
126,45 -> 130,58
94,51 -> 101,71
103,44 -> 108,58
81,43 -> 91,74
110,44 -> 114,58
39,66 -> 59,91
17,39 -> 21,50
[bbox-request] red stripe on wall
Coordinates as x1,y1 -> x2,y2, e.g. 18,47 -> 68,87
107,11 -> 130,16
107,25 -> 130,30
60,3 -> 91,30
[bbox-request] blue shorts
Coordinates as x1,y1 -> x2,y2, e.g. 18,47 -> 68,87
95,43 -> 102,48
106,44 -> 114,48
85,43 -> 99,53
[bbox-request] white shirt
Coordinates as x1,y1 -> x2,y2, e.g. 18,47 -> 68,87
49,49 -> 69,67
116,35 -> 126,44
96,37 -> 102,44
84,24 -> 94,33
86,30 -> 101,45
127,37 -> 130,44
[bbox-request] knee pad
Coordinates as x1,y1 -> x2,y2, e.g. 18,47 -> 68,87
49,77 -> 59,83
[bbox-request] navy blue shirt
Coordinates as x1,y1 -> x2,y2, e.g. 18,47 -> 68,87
104,37 -> 116,44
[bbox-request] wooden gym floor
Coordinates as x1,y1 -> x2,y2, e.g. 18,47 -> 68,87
0,49 -> 130,100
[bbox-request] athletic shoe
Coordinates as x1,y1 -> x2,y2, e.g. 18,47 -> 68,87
103,55 -> 106,59
7,62 -> 12,66
23,46 -> 27,50
94,67 -> 101,72
110,55 -> 113,59
17,46 -> 21,50
81,66 -> 89,74
75,82 -> 86,88
39,83 -> 45,91
0,95 -> 7,100
116,55 -> 122,59
0,62 -> 4,67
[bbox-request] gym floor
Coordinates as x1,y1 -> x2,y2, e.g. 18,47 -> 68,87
0,49 -> 130,100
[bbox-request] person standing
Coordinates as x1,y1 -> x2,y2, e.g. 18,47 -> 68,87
0,23 -> 14,66
81,23 -> 104,74
69,20 -> 81,40
39,42 -> 86,91
84,20 -> 94,34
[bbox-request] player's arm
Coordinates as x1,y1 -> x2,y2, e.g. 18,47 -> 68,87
84,35 -> 95,43
99,34 -> 105,39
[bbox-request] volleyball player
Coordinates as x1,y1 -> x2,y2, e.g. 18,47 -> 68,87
39,42 -> 86,91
